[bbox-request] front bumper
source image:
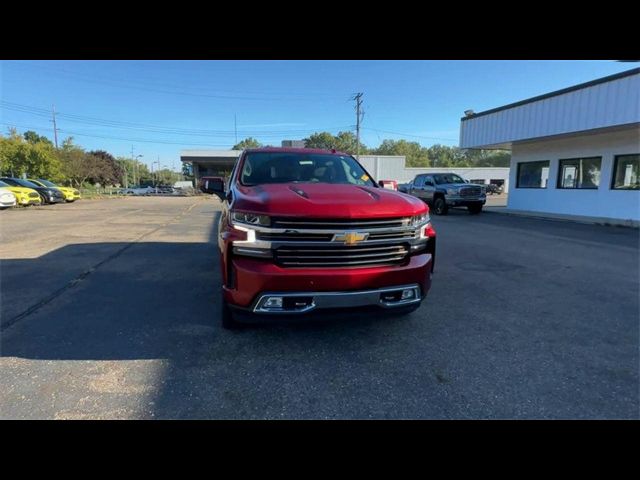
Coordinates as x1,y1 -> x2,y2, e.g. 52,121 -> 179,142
20,197 -> 41,205
251,284 -> 422,314
45,195 -> 66,204
224,252 -> 433,310
446,196 -> 486,207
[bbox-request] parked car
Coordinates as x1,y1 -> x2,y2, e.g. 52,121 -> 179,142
122,186 -> 154,195
404,173 -> 486,215
27,178 -> 81,202
397,183 -> 410,193
210,147 -> 436,329
0,179 -> 43,206
0,185 -> 17,209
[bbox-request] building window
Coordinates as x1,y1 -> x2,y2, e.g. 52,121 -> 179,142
612,154 -> 640,190
516,161 -> 549,188
557,157 -> 601,189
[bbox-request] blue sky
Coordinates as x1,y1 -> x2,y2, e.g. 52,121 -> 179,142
0,60 -> 634,171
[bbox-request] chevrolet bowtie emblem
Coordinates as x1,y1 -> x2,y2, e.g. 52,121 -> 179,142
334,231 -> 369,245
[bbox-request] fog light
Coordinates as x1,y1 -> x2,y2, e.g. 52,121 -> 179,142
401,289 -> 416,300
263,297 -> 283,309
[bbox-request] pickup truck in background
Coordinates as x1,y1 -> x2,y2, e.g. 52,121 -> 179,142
209,147 -> 436,329
405,172 -> 486,215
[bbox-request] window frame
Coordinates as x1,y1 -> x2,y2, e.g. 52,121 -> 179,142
556,156 -> 602,190
516,160 -> 550,189
610,153 -> 640,190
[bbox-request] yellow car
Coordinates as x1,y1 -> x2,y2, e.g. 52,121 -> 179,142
28,179 -> 82,202
0,179 -> 42,206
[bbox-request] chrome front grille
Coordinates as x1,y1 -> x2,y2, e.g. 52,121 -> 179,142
275,244 -> 410,268
460,186 -> 482,197
272,217 -> 409,229
256,231 -> 334,242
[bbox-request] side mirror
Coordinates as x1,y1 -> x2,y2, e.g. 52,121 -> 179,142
378,180 -> 385,187
204,179 -> 226,201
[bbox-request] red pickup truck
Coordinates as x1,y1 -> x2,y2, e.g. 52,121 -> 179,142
211,147 -> 436,328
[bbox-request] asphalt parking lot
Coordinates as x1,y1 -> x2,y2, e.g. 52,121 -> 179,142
1,197 -> 638,419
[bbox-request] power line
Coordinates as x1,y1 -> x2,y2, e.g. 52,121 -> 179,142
5,61 -> 347,102
0,121 -> 235,147
0,101 -> 351,137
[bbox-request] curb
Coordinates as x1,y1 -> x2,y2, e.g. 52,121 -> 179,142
483,208 -> 639,229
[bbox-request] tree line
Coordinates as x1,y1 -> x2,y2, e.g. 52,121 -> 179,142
233,131 -> 510,168
1,127 -> 509,188
0,129 -> 183,187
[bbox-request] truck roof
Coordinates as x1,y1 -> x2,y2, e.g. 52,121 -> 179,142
243,146 -> 351,156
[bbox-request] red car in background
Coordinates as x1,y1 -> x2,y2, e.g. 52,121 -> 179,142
378,179 -> 398,191
210,147 -> 436,328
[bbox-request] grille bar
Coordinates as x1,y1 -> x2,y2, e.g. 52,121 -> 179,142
275,244 -> 409,268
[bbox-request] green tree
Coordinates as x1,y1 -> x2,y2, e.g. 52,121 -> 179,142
154,168 -> 183,185
233,137 -> 262,150
303,132 -> 336,150
87,150 -> 125,186
333,131 -> 368,155
302,131 -> 367,155
23,130 -> 53,146
373,139 -> 430,167
0,129 -> 62,179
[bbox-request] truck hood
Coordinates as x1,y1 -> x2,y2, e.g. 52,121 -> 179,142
232,183 -> 428,218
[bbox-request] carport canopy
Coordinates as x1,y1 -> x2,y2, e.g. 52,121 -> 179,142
180,150 -> 242,182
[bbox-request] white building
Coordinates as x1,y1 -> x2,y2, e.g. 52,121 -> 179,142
460,67 -> 640,224
358,155 -> 510,192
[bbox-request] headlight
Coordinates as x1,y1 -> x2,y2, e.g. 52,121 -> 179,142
231,211 -> 271,227
410,212 -> 432,240
410,212 -> 430,227
446,188 -> 457,195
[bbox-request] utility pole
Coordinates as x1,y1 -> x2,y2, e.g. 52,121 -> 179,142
352,93 -> 364,160
234,114 -> 238,146
131,146 -> 136,187
51,105 -> 59,149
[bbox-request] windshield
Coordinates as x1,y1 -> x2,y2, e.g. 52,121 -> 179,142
433,174 -> 466,185
35,179 -> 56,187
240,152 -> 375,187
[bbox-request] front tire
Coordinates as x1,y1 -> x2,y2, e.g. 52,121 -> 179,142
433,197 -> 448,215
221,291 -> 241,329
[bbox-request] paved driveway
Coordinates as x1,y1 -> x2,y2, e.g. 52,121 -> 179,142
1,197 -> 637,418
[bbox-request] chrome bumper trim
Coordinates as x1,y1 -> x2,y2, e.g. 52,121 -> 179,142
252,284 -> 422,314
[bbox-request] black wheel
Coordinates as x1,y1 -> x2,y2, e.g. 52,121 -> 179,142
468,204 -> 483,214
221,291 -> 241,329
433,197 -> 448,215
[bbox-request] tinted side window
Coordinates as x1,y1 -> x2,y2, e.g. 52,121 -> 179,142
414,176 -> 424,187
424,176 -> 434,186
